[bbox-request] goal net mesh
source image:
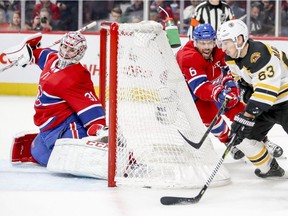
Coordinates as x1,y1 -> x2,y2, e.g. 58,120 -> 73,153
101,21 -> 230,188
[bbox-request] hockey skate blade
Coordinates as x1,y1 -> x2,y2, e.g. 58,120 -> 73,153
277,154 -> 287,160
261,174 -> 288,181
160,196 -> 200,205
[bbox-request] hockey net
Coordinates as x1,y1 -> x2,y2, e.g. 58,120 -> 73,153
99,21 -> 230,188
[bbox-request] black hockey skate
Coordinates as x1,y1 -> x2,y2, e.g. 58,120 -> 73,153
230,146 -> 245,160
255,158 -> 285,178
263,137 -> 284,158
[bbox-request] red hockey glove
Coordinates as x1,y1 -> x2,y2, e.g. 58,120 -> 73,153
87,124 -> 109,143
230,113 -> 255,145
212,85 -> 239,109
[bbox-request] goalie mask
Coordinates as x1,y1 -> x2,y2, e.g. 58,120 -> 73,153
58,31 -> 87,69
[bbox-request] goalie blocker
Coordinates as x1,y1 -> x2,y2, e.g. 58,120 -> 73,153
11,131 -> 39,163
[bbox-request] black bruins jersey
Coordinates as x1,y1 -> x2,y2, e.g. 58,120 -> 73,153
225,39 -> 288,114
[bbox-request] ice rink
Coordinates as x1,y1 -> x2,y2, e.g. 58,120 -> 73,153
0,95 -> 288,216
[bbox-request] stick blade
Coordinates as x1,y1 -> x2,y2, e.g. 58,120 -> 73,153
160,196 -> 199,205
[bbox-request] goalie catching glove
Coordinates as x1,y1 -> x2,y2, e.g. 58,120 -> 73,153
5,44 -> 33,67
4,32 -> 42,68
212,85 -> 239,109
230,113 -> 255,145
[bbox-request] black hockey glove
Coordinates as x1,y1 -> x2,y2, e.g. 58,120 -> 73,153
230,113 -> 255,145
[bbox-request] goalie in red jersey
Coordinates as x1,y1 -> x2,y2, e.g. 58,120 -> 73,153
176,23 -> 283,163
7,31 -> 107,167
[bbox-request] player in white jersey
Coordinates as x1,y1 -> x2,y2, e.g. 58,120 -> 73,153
217,19 -> 287,178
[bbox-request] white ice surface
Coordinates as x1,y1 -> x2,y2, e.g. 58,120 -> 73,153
0,95 -> 288,216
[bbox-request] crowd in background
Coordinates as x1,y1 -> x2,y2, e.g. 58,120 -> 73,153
0,0 -> 288,36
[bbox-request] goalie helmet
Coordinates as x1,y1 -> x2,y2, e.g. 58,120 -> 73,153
58,31 -> 87,69
216,19 -> 248,58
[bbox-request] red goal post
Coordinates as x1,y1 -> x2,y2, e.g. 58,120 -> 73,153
99,21 -> 230,188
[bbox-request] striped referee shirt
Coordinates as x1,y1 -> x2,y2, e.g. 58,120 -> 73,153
190,1 -> 235,33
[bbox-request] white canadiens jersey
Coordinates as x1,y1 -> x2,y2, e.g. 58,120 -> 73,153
225,39 -> 288,112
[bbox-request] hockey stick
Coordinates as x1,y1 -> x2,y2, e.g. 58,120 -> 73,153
0,61 -> 18,73
160,133 -> 236,205
47,21 -> 97,48
178,98 -> 229,149
0,21 -> 97,73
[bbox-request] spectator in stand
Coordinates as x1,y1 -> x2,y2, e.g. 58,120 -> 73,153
225,0 -> 245,19
0,8 -> 9,30
83,0 -> 113,27
8,10 -> 21,31
0,0 -> 20,24
56,1 -> 78,31
183,0 -> 199,21
150,0 -> 174,21
23,1 -> 37,31
149,8 -> 163,25
281,0 -> 288,36
260,0 -> 275,26
83,1 -> 93,27
32,8 -> 59,32
95,6 -> 123,31
91,0 -> 113,20
122,0 -> 143,23
240,1 -> 274,36
33,0 -> 60,23
109,6 -> 123,23
182,0 -> 201,34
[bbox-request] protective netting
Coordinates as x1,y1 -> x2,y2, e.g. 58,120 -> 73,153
102,21 -> 230,188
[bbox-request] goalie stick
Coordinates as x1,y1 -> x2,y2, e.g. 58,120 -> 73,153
0,21 -> 97,73
178,98 -> 229,149
160,133 -> 236,205
47,21 -> 97,48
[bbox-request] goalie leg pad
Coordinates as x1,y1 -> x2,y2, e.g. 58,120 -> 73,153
11,131 -> 39,163
237,138 -> 272,173
47,138 -> 108,179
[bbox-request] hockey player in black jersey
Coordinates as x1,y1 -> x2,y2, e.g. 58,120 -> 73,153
216,19 -> 287,178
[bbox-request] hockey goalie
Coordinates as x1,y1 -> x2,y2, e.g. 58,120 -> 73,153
7,31 -> 109,179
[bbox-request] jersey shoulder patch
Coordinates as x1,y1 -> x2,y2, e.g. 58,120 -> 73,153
245,40 -> 271,73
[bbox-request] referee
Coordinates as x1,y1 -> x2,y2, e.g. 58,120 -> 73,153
188,0 -> 235,37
